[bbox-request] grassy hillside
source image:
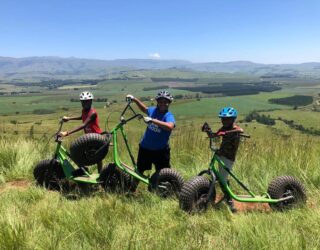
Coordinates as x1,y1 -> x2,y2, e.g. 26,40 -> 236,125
0,115 -> 320,249
0,75 -> 319,249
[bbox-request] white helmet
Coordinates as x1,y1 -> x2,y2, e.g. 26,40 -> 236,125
155,90 -> 173,102
79,91 -> 94,101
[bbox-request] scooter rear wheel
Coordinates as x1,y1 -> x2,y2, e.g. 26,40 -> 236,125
268,175 -> 307,211
33,159 -> 65,190
70,133 -> 110,166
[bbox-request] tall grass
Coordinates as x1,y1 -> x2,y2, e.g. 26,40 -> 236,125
0,136 -> 53,183
0,123 -> 320,249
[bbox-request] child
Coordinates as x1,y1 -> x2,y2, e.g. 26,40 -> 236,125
211,106 -> 244,213
59,91 -> 103,172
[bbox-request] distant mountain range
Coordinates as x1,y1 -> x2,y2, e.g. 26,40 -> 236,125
1,56 -> 320,81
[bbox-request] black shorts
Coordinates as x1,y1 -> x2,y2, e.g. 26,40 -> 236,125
137,145 -> 171,173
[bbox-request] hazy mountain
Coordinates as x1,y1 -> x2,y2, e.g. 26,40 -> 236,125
1,56 -> 320,81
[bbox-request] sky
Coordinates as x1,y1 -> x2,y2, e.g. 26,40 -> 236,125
0,0 -> 320,64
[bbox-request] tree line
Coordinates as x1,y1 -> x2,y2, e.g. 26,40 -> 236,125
173,82 -> 281,96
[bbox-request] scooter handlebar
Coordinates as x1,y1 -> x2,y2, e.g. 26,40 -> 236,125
240,134 -> 250,138
54,119 -> 65,142
201,122 -> 250,138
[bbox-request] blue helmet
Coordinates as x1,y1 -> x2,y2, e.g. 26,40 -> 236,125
218,107 -> 238,118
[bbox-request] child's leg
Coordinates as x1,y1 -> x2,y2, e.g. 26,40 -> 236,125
217,155 -> 234,183
217,156 -> 237,212
97,161 -> 103,173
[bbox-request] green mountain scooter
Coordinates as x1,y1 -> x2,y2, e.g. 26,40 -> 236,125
179,122 -> 307,213
34,100 -> 184,198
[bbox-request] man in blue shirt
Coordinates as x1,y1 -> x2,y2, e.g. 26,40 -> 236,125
126,90 -> 175,176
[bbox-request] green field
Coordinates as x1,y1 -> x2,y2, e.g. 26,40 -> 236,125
262,109 -> 320,130
0,73 -> 320,249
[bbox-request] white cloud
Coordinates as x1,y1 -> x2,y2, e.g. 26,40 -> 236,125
149,53 -> 161,59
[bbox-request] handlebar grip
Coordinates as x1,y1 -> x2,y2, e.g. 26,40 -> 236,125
240,134 -> 250,138
201,122 -> 212,132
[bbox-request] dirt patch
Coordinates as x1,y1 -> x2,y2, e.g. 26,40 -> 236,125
234,200 -> 271,213
215,194 -> 271,213
0,180 -> 31,194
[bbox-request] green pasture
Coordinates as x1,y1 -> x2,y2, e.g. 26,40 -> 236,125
1,88 -> 319,142
262,109 -> 320,130
0,73 -> 317,118
170,93 -> 291,118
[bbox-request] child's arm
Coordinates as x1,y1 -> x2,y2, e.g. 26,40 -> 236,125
62,115 -> 82,122
59,113 -> 97,136
149,119 -> 175,131
224,127 -> 244,135
210,127 -> 243,137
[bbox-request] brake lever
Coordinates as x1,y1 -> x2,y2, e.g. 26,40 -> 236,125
201,122 -> 209,132
54,133 -> 63,142
201,122 -> 214,138
125,97 -> 132,103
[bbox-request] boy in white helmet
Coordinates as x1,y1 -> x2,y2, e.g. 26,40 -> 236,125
59,91 -> 103,172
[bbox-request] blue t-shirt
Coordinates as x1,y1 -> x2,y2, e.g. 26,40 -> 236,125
140,107 -> 175,150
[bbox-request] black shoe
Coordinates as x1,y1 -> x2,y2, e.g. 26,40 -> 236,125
226,199 -> 237,213
72,167 -> 89,177
129,178 -> 139,192
231,207 -> 237,213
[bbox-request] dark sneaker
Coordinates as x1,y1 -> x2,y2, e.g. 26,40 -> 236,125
226,199 -> 237,213
130,178 -> 139,192
230,207 -> 238,213
72,167 -> 89,177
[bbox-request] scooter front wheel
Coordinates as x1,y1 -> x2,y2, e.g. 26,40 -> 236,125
149,168 -> 184,198
99,163 -> 133,193
179,176 -> 215,213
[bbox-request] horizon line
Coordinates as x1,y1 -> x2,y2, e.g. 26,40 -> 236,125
0,55 -> 319,65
